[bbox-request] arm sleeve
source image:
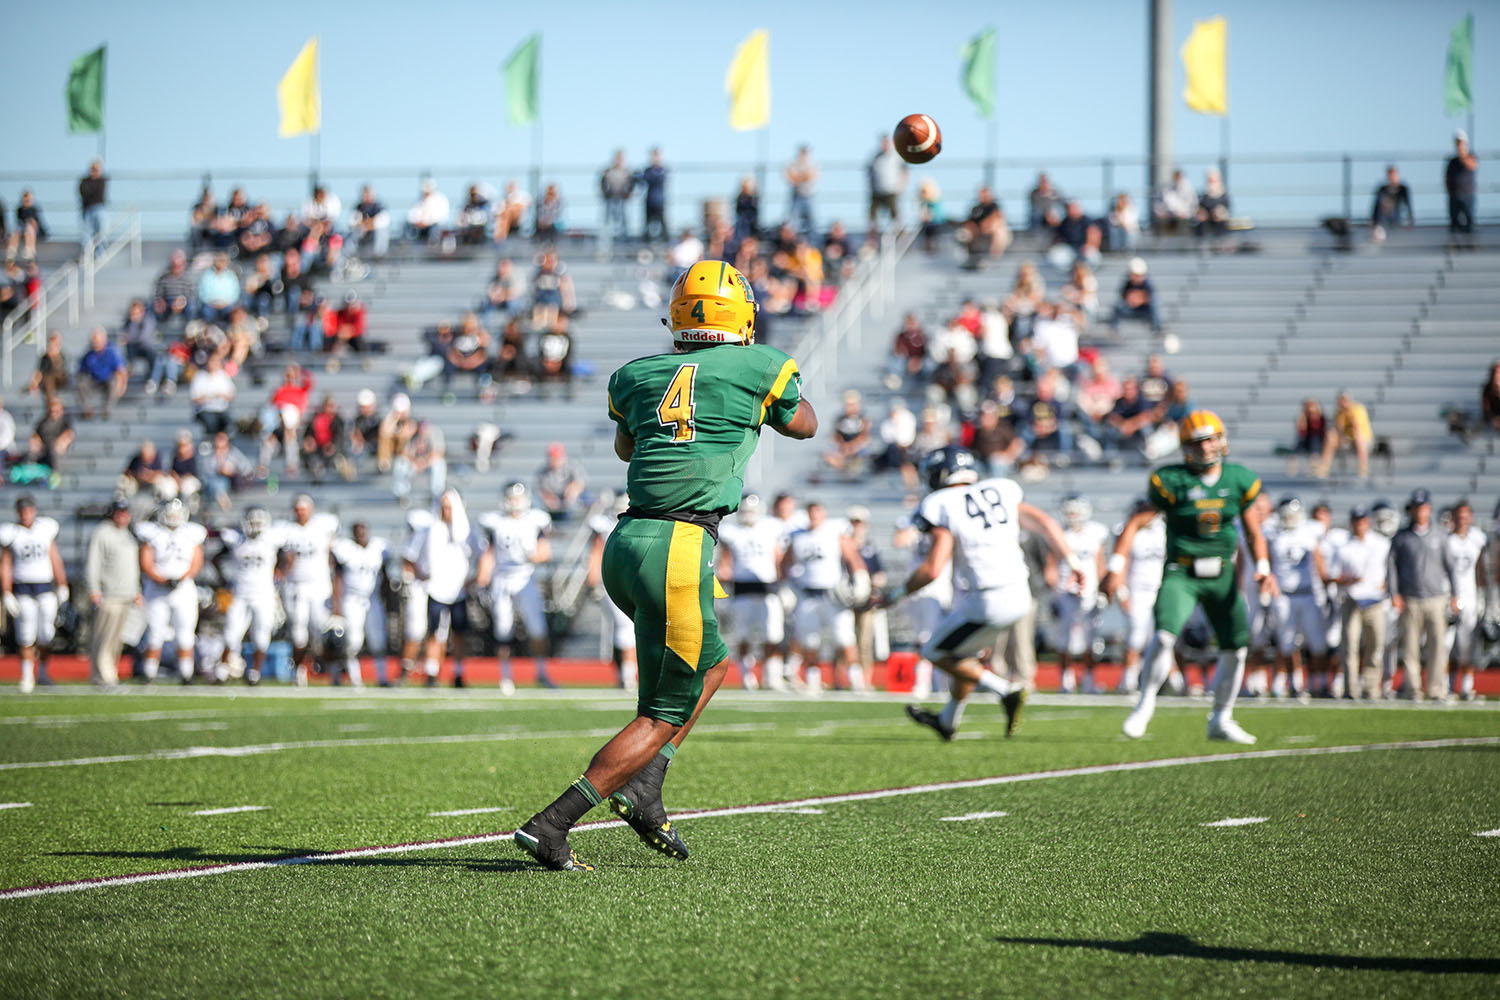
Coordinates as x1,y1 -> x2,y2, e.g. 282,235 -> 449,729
1147,471 -> 1173,511
760,355 -> 803,428
606,370 -> 629,430
84,533 -> 103,594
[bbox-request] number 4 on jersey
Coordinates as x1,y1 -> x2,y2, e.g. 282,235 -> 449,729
656,363 -> 698,443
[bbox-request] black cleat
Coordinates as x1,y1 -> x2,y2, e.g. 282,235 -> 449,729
607,790 -> 690,861
513,817 -> 595,872
1001,689 -> 1027,738
906,704 -> 955,741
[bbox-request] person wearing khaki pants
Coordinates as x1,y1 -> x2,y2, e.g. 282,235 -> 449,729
1341,597 -> 1387,699
1329,505 -> 1390,700
1395,595 -> 1448,699
1386,489 -> 1451,701
84,498 -> 141,686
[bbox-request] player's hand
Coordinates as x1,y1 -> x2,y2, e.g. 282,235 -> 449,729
875,584 -> 905,609
1256,571 -> 1279,601
1391,594 -> 1404,615
57,585 -> 69,604
1,593 -> 17,618
1100,572 -> 1119,603
1068,568 -> 1087,593
89,591 -> 102,608
1450,596 -> 1461,618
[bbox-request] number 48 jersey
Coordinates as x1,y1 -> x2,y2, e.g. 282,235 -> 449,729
914,477 -> 1027,593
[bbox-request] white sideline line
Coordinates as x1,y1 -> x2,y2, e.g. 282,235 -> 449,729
1,735 -> 1494,902
0,802 -> 32,811
1200,816 -> 1268,827
177,722 -> 229,732
191,806 -> 268,816
428,807 -> 511,817
1475,828 -> 1500,838
0,722 -> 777,772
940,811 -> 1010,822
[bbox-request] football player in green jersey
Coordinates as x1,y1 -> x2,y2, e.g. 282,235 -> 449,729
1101,410 -> 1278,744
515,260 -> 818,871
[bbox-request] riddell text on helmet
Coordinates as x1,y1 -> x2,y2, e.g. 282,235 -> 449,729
677,329 -> 740,342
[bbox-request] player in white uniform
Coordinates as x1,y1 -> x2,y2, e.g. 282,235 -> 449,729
275,494 -> 339,687
1049,494 -> 1109,694
0,495 -> 69,693
332,522 -> 392,688
1266,496 -> 1331,698
887,447 -> 1083,740
136,499 -> 207,683
397,508 -> 433,683
717,494 -> 788,691
1310,502 -> 1350,696
1371,499 -> 1403,695
1112,497 -> 1167,694
587,491 -> 636,693
405,488 -> 480,687
1444,500 -> 1489,700
892,515 -> 953,699
476,482 -> 553,693
779,502 -> 866,694
216,506 -> 284,685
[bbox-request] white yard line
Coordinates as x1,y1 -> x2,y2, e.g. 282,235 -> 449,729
177,722 -> 229,732
0,722 -> 777,772
0,802 -> 32,811
1475,828 -> 1500,838
190,806 -> 269,816
1200,816 -> 1268,827
428,807 -> 511,817
2,735 -> 1493,902
940,811 -> 1010,822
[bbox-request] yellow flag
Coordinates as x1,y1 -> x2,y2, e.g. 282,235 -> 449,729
1181,17 -> 1227,116
277,37 -> 321,137
725,29 -> 770,131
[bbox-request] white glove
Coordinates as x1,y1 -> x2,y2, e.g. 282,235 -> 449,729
2,593 -> 17,618
57,585 -> 69,604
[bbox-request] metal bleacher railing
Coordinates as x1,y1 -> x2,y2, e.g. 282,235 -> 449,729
1,210 -> 141,384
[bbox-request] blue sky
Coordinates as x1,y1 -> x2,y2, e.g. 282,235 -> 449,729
2,0 -> 1492,230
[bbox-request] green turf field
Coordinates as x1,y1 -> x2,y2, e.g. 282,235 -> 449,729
0,689 -> 1497,998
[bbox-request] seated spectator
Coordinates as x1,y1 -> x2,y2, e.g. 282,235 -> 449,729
1025,302 -> 1082,380
197,253 -> 240,323
534,184 -> 563,242
872,399 -> 918,488
397,420 -> 447,505
1108,258 -> 1162,334
237,203 -> 277,260
1002,261 -> 1046,340
1105,375 -> 1152,453
886,312 -> 928,389
1059,260 -> 1100,325
917,177 -> 946,252
349,389 -> 382,465
116,299 -> 165,394
668,229 -> 704,271
1160,378 -> 1195,428
1047,201 -> 1101,269
1138,353 -> 1174,413
275,210 -> 307,256
958,185 -> 1011,263
1027,172 -> 1065,233
823,220 -> 855,278
530,249 -> 575,330
733,176 -> 759,242
76,327 -> 127,419
932,344 -> 979,411
823,390 -> 872,476
26,330 -> 69,404
26,396 -> 74,479
206,192 -> 246,251
201,430 -> 252,511
1482,361 -> 1500,434
278,248 -> 310,314
1194,168 -> 1231,243
189,188 -> 217,251
0,258 -> 25,326
457,184 -> 493,245
911,405 -> 952,462
188,353 -> 236,436
1370,166 -> 1413,242
491,317 -> 531,388
349,185 -> 391,258
536,315 -> 575,398
327,292 -> 368,359
152,249 -> 195,327
537,443 -> 586,520
976,301 -> 1014,386
480,258 -> 525,323
223,306 -> 260,368
118,438 -> 169,499
1152,169 -> 1197,233
1020,369 -> 1073,458
406,322 -> 454,392
445,313 -> 492,400
928,315 -> 979,374
1076,355 -> 1122,442
4,189 -> 48,262
406,180 -> 450,244
1108,192 -> 1140,252
168,431 -> 202,506
967,400 -> 1024,475
241,255 -> 278,318
302,186 -> 342,226
1290,397 -> 1326,474
301,395 -> 353,482
288,287 -> 330,353
494,182 -> 531,243
377,392 -> 416,477
259,364 -> 313,478
1318,390 -> 1374,480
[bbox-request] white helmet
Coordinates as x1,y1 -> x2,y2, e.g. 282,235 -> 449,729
1372,501 -> 1400,538
1061,493 -> 1092,530
243,506 -> 270,538
1277,495 -> 1305,531
739,493 -> 763,525
157,498 -> 187,530
503,482 -> 531,516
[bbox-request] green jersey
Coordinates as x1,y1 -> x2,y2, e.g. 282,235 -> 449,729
1147,462 -> 1262,562
607,342 -> 802,516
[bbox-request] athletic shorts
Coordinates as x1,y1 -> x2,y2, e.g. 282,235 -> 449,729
343,595 -> 387,657
1053,591 -> 1098,657
921,583 -> 1031,662
489,577 -> 546,644
602,516 -> 728,726
145,580 -> 199,653
1271,592 -> 1327,655
907,592 -> 949,646
283,583 -> 331,649
727,592 -> 784,645
1125,586 -> 1160,652
402,583 -> 428,643
1154,562 -> 1250,650
793,593 -> 855,651
1449,606 -> 1479,664
426,596 -> 469,642
224,593 -> 277,652
12,584 -> 58,649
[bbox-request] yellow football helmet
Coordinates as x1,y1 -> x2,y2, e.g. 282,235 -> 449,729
1179,410 -> 1227,471
666,260 -> 757,346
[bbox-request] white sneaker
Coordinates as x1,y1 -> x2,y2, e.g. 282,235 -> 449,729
18,673 -> 35,695
499,678 -> 516,696
294,665 -> 308,688
1207,718 -> 1257,744
741,668 -> 760,691
766,672 -> 788,692
1122,703 -> 1153,739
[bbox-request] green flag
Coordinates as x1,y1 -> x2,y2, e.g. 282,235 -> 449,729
1445,15 -> 1474,115
960,29 -> 996,119
67,44 -> 106,134
504,35 -> 540,126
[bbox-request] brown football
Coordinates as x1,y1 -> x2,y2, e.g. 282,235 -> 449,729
893,114 -> 942,164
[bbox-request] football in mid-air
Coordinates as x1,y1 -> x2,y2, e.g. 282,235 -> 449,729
893,114 -> 941,164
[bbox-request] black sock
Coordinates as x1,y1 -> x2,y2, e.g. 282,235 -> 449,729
537,776 -> 601,832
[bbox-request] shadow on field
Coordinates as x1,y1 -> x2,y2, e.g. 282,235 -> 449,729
994,932 -> 1500,974
48,846 -> 537,874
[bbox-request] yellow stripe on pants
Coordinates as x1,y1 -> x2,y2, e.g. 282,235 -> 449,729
664,521 -> 704,671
